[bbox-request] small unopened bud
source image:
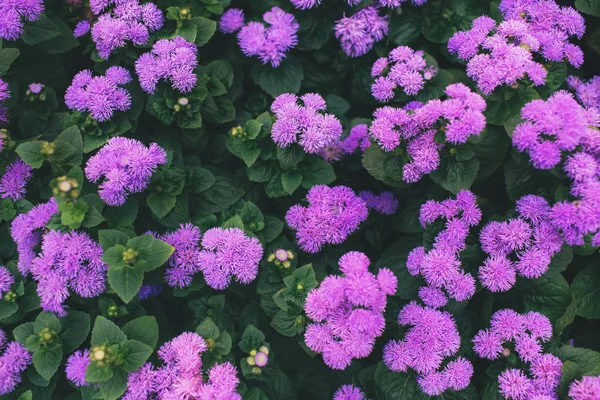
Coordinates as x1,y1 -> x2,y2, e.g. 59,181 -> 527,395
249,349 -> 257,357
173,104 -> 181,112
107,305 -> 118,317
39,94 -> 46,101
3,291 -> 16,302
122,248 -> 139,264
41,141 -> 56,156
251,367 -> 262,375
259,346 -> 269,355
230,126 -> 244,137
502,348 -> 511,357
180,8 -> 191,19
247,356 -> 256,366
178,97 -> 189,106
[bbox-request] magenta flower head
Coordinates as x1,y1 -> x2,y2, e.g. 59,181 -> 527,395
233,6 -> 298,67
333,384 -> 367,400
65,67 -> 132,122
286,185 -> 368,253
219,8 -> 245,33
334,6 -> 389,58
569,376 -> 600,400
137,283 -> 163,300
161,223 -> 202,289
0,331 -> 32,395
198,227 -> 263,290
341,124 -> 371,154
0,0 -> 44,41
0,266 -> 14,297
568,75 -> 600,110
0,78 -> 10,123
383,302 -> 471,395
73,20 -> 90,38
271,93 -> 343,154
371,46 -> 437,102
0,159 -> 33,201
85,137 -> 167,206
65,350 -> 90,387
11,198 -> 59,276
135,36 -> 198,94
304,251 -> 397,369
359,191 -> 399,215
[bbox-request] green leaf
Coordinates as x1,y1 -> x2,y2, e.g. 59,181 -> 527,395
187,167 -> 216,193
138,237 -> 174,272
91,316 -> 127,346
223,215 -> 244,230
60,311 -> 91,353
226,137 -> 262,167
16,142 -> 44,168
301,157 -> 336,189
276,146 -> 305,169
252,56 -> 304,97
194,173 -> 244,214
376,236 -> 423,300
572,265 -> 600,319
239,325 -> 265,353
21,14 -> 61,45
98,230 -> 130,250
17,390 -> 33,400
121,316 -> 159,348
86,361 -> 114,383
373,362 -> 428,400
107,266 -> 144,304
325,94 -> 350,116
0,48 -> 20,75
202,95 -> 235,124
122,339 -> 153,372
282,170 -> 303,195
430,156 -> 480,194
575,0 -> 600,16
520,273 -> 572,324
33,342 -> 63,380
51,140 -> 76,161
98,368 -> 128,400
240,201 -> 264,231
388,9 -> 421,45
55,126 -> 83,167
556,345 -> 600,396
59,199 -> 89,229
34,312 -> 61,333
193,16 -> 217,46
262,216 -> 283,243
270,310 -> 301,337
13,322 -> 35,344
0,301 -> 18,319
196,317 -> 220,339
147,192 -> 177,219
102,245 -> 127,270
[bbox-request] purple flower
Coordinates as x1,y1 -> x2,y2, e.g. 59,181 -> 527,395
65,350 -> 90,387
569,376 -> 600,400
161,223 -> 202,288
334,6 -> 389,58
11,198 -> 59,276
568,75 -> 600,110
233,7 -> 298,67
286,185 -> 368,253
498,369 -> 533,400
340,124 -> 371,154
138,283 -> 163,300
0,266 -> 14,297
198,227 -> 263,290
271,93 -> 343,154
0,159 -> 32,201
0,0 -> 44,41
219,8 -> 245,33
0,333 -> 32,395
135,36 -> 197,94
73,20 -> 90,37
305,252 -> 396,369
0,78 -> 10,123
65,67 -> 132,122
359,191 -> 398,215
85,137 -> 167,206
333,384 -> 366,400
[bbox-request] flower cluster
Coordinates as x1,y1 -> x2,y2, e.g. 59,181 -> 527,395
224,7 -> 299,67
371,46 -> 437,102
122,332 -> 241,399
473,309 -> 562,399
407,190 -> 481,304
569,376 -> 600,400
84,137 -> 167,206
271,93 -> 343,154
333,384 -> 368,400
89,0 -> 164,59
567,75 -> 600,110
0,0 -> 43,41
359,191 -> 398,215
291,0 -> 427,9
29,230 -> 107,316
0,329 -> 31,395
64,67 -> 132,122
135,36 -> 198,94
138,283 -> 163,300
319,123 -> 371,162
334,6 -> 389,58
198,227 -> 263,290
0,78 -> 9,123
160,223 -> 202,288
65,350 -> 90,387
0,159 -> 33,201
304,251 -> 397,370
11,198 -> 59,275
0,266 -> 14,297
478,195 -> 563,292
370,83 -> 486,182
383,302 -> 473,395
286,185 -> 368,253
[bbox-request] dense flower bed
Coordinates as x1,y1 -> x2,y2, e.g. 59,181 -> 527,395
0,0 -> 599,399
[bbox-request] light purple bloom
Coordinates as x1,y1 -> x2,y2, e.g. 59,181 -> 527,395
340,124 -> 371,154
568,75 -> 600,110
0,334 -> 32,395
85,137 -> 167,206
65,67 -> 132,122
334,6 -> 389,58
569,376 -> 600,400
0,266 -> 14,297
333,384 -> 367,400
305,252 -> 397,370
219,8 -> 245,33
65,350 -> 90,387
28,83 -> 43,94
359,191 -> 398,215
0,78 -> 10,123
135,36 -> 198,94
0,159 -> 33,201
0,0 -> 44,41
198,227 -> 263,290
138,283 -> 163,300
286,185 -> 368,253
73,20 -> 90,37
161,223 -> 202,288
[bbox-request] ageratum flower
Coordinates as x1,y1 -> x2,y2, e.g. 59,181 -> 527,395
407,190 -> 481,303
359,191 -> 399,215
89,0 -> 163,59
271,93 -> 343,154
383,302 -> 472,395
160,223 -> 202,288
65,350 -> 90,387
0,159 -> 33,201
73,20 -> 90,38
218,8 -> 245,33
333,384 -> 367,400
304,252 -> 397,369
286,185 -> 368,253
371,46 -> 437,102
569,376 -> 600,400
0,330 -> 31,395
138,284 -> 163,300
567,75 -> 600,110
11,198 -> 59,276
334,6 -> 388,58
65,67 -> 132,122
0,0 -> 44,41
0,266 -> 14,297
473,309 -> 562,399
85,137 -> 167,206
135,36 -> 198,94
233,6 -> 298,67
30,230 -> 107,316
0,78 -> 10,123
198,227 -> 263,290
122,332 -> 242,399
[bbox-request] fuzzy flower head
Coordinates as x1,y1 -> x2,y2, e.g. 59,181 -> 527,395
569,376 -> 600,400
66,350 -> 90,387
135,36 -> 198,94
334,6 -> 389,58
0,334 -> 32,395
371,46 -> 437,102
333,384 -> 367,400
161,223 -> 202,289
85,137 -> 167,206
0,79 -> 10,123
233,7 -> 298,67
271,93 -> 343,154
65,67 -> 132,122
286,185 -> 368,253
0,0 -> 44,41
0,159 -> 33,201
304,252 -> 397,369
138,283 -> 163,300
198,227 -> 263,290
0,266 -> 14,297
359,191 -> 399,215
568,75 -> 600,111
341,124 -> 371,155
